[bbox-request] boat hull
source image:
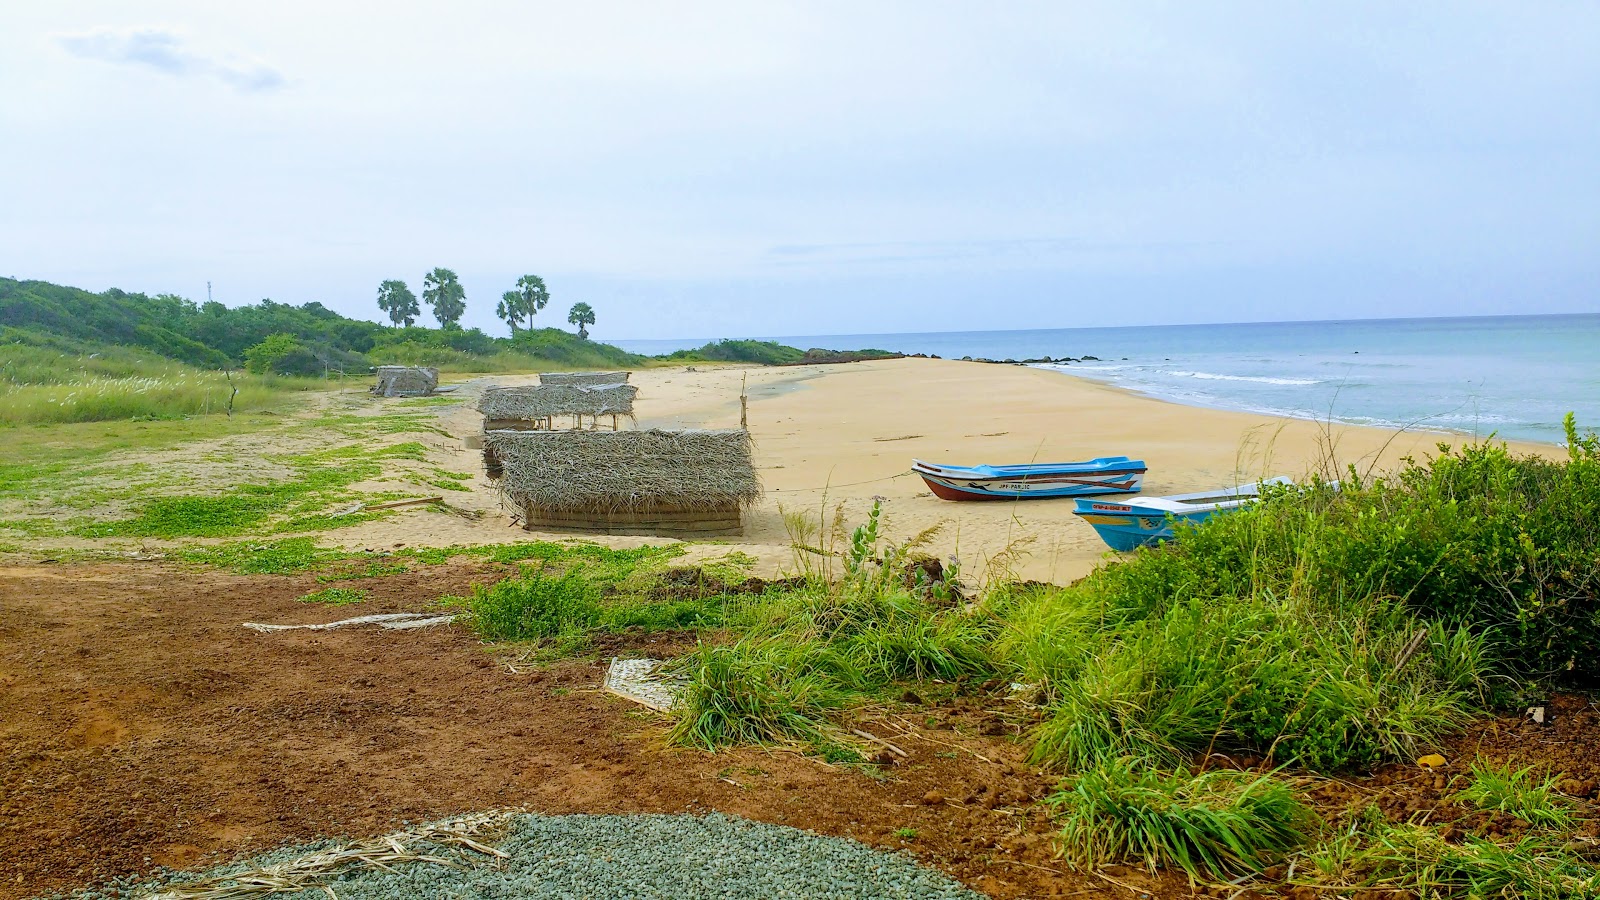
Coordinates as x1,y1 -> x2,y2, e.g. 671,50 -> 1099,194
913,458 -> 1145,501
1072,505 -> 1220,551
1071,477 -> 1292,550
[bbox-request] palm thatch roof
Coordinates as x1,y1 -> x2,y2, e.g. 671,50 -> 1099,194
476,384 -> 637,420
485,429 -> 761,512
538,371 -> 630,386
372,366 -> 438,397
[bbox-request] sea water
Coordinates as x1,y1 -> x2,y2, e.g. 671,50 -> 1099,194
615,315 -> 1600,446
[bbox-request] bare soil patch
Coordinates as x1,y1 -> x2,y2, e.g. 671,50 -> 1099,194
0,563 -> 1090,900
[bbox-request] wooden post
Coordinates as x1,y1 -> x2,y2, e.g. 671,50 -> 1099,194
740,373 -> 748,429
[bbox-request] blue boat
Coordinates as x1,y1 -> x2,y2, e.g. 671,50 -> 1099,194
913,456 -> 1146,501
1072,476 -> 1294,550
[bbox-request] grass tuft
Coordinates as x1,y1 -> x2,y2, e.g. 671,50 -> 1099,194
296,587 -> 368,605
1046,758 -> 1311,880
1454,759 -> 1576,829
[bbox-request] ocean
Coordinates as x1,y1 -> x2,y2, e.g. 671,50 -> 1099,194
615,314 -> 1600,446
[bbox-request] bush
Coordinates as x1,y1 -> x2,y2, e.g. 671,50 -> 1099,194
465,570 -> 601,640
1129,423 -> 1600,684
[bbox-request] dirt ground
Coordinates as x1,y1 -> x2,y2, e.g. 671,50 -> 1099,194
2,562 -> 1595,900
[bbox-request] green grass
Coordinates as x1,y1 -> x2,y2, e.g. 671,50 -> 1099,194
1300,811 -> 1598,899
66,442 -> 426,539
296,586 -> 368,605
666,639 -> 849,750
1454,759 -> 1576,829
1046,758 -> 1311,880
464,569 -> 603,641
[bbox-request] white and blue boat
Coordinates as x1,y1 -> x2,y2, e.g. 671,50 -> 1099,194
1072,476 -> 1294,551
913,456 -> 1146,501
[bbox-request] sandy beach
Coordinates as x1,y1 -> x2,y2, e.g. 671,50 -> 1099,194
334,357 -> 1559,585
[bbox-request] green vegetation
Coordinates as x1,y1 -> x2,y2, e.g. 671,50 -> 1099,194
1046,758 -> 1310,879
375,279 -> 420,327
1454,760 -> 1576,829
2,276 -> 897,425
0,332 -> 321,425
567,301 -> 596,340
421,267 -> 466,328
661,339 -> 902,366
497,275 -> 550,334
297,586 -> 369,605
1301,809 -> 1597,899
71,442 -> 426,539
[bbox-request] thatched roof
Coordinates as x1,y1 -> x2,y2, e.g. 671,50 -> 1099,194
486,429 -> 761,512
476,384 -> 637,419
539,371 -> 630,386
372,366 -> 438,397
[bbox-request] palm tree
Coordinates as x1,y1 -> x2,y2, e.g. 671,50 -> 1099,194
422,267 -> 466,328
496,274 -> 550,335
567,302 -> 596,340
375,280 -> 419,327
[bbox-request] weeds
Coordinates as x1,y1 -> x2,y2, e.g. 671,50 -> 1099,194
1046,757 -> 1311,880
1300,812 -> 1599,899
666,639 -> 848,750
1454,759 -> 1576,829
296,587 -> 368,605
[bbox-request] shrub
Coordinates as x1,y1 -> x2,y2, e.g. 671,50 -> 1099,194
465,569 -> 600,640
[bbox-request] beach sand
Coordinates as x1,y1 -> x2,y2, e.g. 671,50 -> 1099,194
335,357 -> 1559,586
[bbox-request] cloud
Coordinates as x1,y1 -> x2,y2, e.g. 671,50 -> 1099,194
57,27 -> 284,92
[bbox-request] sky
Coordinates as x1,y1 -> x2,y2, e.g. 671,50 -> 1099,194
2,2 -> 1597,340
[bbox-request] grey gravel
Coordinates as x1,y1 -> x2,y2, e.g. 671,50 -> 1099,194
60,813 -> 984,900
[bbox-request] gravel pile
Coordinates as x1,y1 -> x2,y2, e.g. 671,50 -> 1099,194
61,813 -> 983,900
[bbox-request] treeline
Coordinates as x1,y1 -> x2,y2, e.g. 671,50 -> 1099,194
0,278 -> 906,378
0,277 -> 637,376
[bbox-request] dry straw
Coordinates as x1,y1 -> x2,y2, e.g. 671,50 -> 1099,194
486,428 -> 761,512
146,809 -> 519,899
538,371 -> 629,386
371,366 -> 438,397
476,383 -> 638,420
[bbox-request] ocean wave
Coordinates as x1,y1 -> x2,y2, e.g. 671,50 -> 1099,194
1167,371 -> 1322,386
1033,363 -> 1132,373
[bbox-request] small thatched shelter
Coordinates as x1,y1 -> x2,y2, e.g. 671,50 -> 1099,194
538,371 -> 630,386
476,384 -> 638,431
371,366 -> 438,397
485,429 -> 760,536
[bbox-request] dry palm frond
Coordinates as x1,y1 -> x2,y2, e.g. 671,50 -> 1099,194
476,383 -> 637,419
146,809 -> 521,900
371,366 -> 438,397
485,429 -> 761,513
537,371 -> 629,386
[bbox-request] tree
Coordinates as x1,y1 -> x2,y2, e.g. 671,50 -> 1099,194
243,333 -> 307,374
567,301 -> 596,339
422,268 -> 466,328
495,274 -> 550,335
376,280 -> 419,327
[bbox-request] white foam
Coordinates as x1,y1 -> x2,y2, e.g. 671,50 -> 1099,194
1169,371 -> 1322,386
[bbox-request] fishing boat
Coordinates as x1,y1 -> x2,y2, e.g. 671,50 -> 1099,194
1073,476 -> 1294,551
912,456 -> 1147,501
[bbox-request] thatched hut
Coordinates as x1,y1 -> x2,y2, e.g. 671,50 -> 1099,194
485,429 -> 760,536
538,371 -> 630,386
371,366 -> 439,397
475,384 -> 638,431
